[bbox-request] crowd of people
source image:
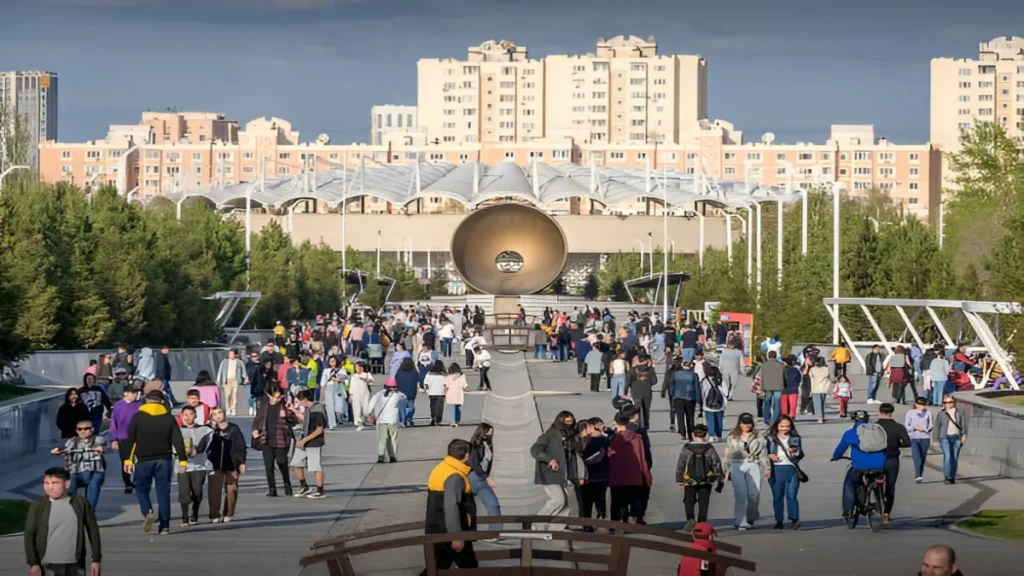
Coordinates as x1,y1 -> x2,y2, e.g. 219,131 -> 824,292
27,302 -> 982,576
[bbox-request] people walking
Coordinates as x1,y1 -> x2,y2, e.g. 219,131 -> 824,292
766,415 -> 804,530
56,389 -> 91,441
760,352 -> 784,426
929,348 -> 951,407
52,418 -> 107,511
207,407 -> 248,522
610,352 -> 628,401
530,411 -> 574,531
876,402 -> 911,524
78,375 -> 110,438
189,371 -> 221,413
369,379 -> 406,463
424,360 -> 448,426
832,375 -> 853,418
625,355 -> 656,430
585,343 -> 604,393
474,346 -> 492,391
937,396 -> 968,484
291,390 -> 328,499
830,341 -> 851,378
669,361 -> 701,441
445,363 -> 468,427
176,405 -> 213,526
24,468 -> 103,576
252,387 -> 296,496
724,413 -> 769,530
123,390 -> 188,534
320,355 -> 347,429
676,423 -> 725,533
349,362 -> 374,430
216,349 -> 246,416
108,387 -> 140,494
420,439 -> 479,575
468,423 -> 502,530
608,409 -> 653,525
865,344 -> 885,404
905,398 -> 934,482
580,418 -> 610,527
394,357 -> 420,426
808,357 -> 832,424
701,368 -> 727,442
781,356 -> 801,418
719,340 -> 743,400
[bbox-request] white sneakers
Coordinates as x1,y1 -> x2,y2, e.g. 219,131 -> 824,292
866,399 -> 881,405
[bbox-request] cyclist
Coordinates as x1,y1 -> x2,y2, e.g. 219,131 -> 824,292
831,410 -> 886,522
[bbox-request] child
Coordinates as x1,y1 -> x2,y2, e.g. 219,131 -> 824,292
675,423 -> 725,534
832,375 -> 853,418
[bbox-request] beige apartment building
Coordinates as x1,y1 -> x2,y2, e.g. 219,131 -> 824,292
414,36 -> 707,147
371,105 -> 419,145
39,111 -> 939,220
931,35 -> 1024,156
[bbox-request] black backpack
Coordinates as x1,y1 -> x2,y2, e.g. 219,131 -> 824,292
682,444 -> 716,486
703,372 -> 725,411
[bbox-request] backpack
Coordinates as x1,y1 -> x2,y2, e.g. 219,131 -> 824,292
704,380 -> 725,411
855,423 -> 888,453
682,444 -> 717,486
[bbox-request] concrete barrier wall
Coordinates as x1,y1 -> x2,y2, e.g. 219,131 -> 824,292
17,348 -> 234,388
947,391 -> 1024,479
0,390 -> 64,462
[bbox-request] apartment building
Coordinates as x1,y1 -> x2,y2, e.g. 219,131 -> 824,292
414,36 -> 706,147
931,35 -> 1024,155
0,70 -> 58,170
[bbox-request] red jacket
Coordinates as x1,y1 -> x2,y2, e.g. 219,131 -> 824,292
607,429 -> 652,487
175,402 -> 211,426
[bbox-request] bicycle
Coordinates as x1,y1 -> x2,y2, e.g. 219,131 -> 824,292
833,455 -> 886,532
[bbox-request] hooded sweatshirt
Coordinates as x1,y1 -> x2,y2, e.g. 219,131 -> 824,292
109,398 -> 141,441
608,428 -> 652,486
124,402 -> 187,467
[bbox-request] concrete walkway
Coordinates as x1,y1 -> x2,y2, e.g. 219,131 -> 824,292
1,357 -> 1022,575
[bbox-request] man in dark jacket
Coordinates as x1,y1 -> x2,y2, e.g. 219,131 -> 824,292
580,421 -> 609,526
608,410 -> 653,524
760,351 -> 785,425
124,390 -> 188,535
625,356 -> 657,429
865,344 -> 885,404
154,345 -> 175,405
245,351 -> 263,413
530,413 -> 572,531
421,439 -> 478,576
25,467 -> 102,576
669,363 -> 702,440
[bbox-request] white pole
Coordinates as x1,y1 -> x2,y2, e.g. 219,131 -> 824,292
0,165 -> 29,194
288,204 -> 296,236
777,198 -> 784,283
176,196 -> 185,221
427,250 -> 431,280
396,237 -> 401,261
756,202 -> 763,293
376,230 -> 381,276
647,233 -> 654,276
408,236 -> 413,268
663,176 -> 669,321
635,239 -> 645,270
833,182 -> 842,344
342,149 -> 348,281
746,205 -> 753,286
725,213 -> 733,264
801,188 -> 808,256
698,214 -> 705,269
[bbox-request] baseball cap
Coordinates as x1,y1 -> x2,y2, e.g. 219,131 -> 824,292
385,378 -> 397,388
691,522 -> 716,539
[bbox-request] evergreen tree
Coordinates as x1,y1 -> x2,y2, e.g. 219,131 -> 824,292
583,273 -> 599,300
610,278 -> 630,302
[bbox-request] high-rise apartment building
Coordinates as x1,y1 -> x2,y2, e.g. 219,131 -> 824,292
416,36 -> 706,147
0,70 -> 58,170
371,105 -> 419,145
931,36 -> 1024,155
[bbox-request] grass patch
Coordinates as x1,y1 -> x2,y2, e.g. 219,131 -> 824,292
0,499 -> 31,535
0,382 -> 37,402
958,509 -> 1024,542
993,395 -> 1024,407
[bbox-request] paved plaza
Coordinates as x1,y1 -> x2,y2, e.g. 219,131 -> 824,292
1,353 -> 1022,575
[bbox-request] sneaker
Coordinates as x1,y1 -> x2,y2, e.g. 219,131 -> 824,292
882,514 -> 890,525
307,490 -> 328,499
158,528 -> 170,535
222,516 -> 233,523
944,478 -> 953,485
791,520 -> 801,530
181,519 -> 192,527
283,485 -> 293,497
915,477 -> 923,483
669,425 -> 676,433
212,517 -> 223,523
682,520 -> 696,534
190,516 -> 199,525
377,456 -> 385,463
294,487 -> 312,497
356,426 -> 364,431
124,487 -> 134,495
773,522 -> 784,530
737,525 -> 750,531
389,457 -> 398,463
143,510 -> 155,533
266,491 -> 278,497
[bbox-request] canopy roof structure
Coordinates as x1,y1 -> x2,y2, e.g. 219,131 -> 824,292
165,161 -> 805,211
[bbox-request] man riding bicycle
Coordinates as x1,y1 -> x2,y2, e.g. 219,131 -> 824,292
831,410 -> 887,521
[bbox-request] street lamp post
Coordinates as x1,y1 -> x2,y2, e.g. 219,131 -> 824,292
681,209 -> 706,268
746,205 -> 754,287
831,182 -> 844,344
376,230 -> 381,276
634,239 -> 645,270
661,171 -> 669,322
646,232 -> 654,276
755,203 -> 763,293
0,165 -> 29,194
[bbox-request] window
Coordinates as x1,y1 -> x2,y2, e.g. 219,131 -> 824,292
279,153 -> 290,160
593,62 -> 608,72
724,167 -> 735,175
630,78 -> 644,85
108,150 -> 122,159
86,151 -> 101,159
840,153 -> 848,161
879,167 -> 895,177
854,181 -> 872,190
821,167 -> 833,175
637,152 -> 647,160
909,182 -> 919,190
724,152 -> 736,160
662,152 -> 677,161
821,152 -> 832,161
630,119 -> 645,127
165,152 -> 180,162
959,95 -> 970,102
980,81 -> 993,88
979,108 -> 993,115
853,151 -> 872,161
908,197 -> 919,204
776,153 -> 786,161
217,152 -> 232,161
165,166 -> 180,174
959,68 -> 972,76
61,150 -> 72,159
553,150 -> 569,160
878,152 -> 894,163
609,152 -> 625,160
910,168 -> 919,176
243,166 -> 254,174
192,152 -> 202,161
746,153 -> 761,161
61,165 -> 72,173
145,165 -> 159,174
459,154 -> 469,163
798,153 -> 813,161
463,108 -> 476,116
776,167 -> 786,176
686,152 -> 698,160
959,108 -> 971,115
839,168 -> 848,176
279,167 -> 289,175
909,153 -> 919,162
959,82 -> 971,89
854,167 -> 871,175
979,94 -> 993,102
429,153 -> 444,161
528,151 -> 544,158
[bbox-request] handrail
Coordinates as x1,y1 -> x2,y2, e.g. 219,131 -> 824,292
300,528 -> 756,574
310,515 -> 742,555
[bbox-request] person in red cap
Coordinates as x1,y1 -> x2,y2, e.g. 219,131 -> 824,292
678,522 -> 717,576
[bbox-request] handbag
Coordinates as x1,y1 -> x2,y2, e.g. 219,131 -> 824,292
794,463 -> 810,483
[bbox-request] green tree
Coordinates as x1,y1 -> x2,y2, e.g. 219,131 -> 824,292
249,220 -> 299,327
583,273 -> 599,300
609,278 -> 629,302
597,252 -> 642,296
551,276 -> 566,295
358,273 -> 385,310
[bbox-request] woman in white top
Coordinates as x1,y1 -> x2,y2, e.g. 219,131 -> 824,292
609,352 -> 628,400
348,362 -> 374,431
320,355 -> 348,429
423,361 -> 448,426
766,415 -> 804,529
808,357 -> 832,424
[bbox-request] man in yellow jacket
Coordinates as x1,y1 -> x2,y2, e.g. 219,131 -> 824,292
421,439 -> 478,575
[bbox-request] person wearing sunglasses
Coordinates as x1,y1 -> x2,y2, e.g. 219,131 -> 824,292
936,396 -> 968,485
51,420 -> 107,511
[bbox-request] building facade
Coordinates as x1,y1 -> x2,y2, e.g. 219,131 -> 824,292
370,105 -> 419,145
931,35 -> 1024,156
1,70 -> 58,170
414,36 -> 706,147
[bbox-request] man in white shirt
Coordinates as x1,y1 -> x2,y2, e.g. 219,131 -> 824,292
464,331 -> 487,369
473,347 -> 492,391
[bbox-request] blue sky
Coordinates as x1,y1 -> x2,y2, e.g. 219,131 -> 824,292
3,0 -> 1021,144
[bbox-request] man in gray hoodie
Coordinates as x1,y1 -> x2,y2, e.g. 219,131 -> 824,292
625,355 -> 657,429
177,405 -> 213,526
760,351 -> 785,425
718,341 -> 744,400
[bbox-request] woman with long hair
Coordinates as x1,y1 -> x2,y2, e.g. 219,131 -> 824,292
468,423 -> 502,530
394,357 -> 420,426
809,356 -> 832,424
56,388 -> 90,440
424,360 -> 448,426
723,413 -> 770,530
530,411 -> 575,531
349,362 -> 374,431
190,369 -> 221,409
206,407 -> 247,523
444,363 -> 469,427
321,355 -> 347,429
766,415 -> 804,529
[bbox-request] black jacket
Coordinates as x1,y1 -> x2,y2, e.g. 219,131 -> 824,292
865,351 -> 885,376
581,435 -> 610,483
24,494 -> 102,569
626,364 -> 657,398
154,352 -> 172,381
468,437 -> 494,479
877,418 -> 912,459
56,402 -> 90,439
124,402 -> 187,466
207,422 -> 247,472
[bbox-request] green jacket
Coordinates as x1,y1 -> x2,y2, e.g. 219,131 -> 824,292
24,494 -> 102,569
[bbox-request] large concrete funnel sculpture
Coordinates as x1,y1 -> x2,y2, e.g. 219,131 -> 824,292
450,204 -> 568,295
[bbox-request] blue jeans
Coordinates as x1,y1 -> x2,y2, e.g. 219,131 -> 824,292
442,337 -> 453,357
769,465 -> 800,522
931,381 -> 947,405
449,404 -> 462,424
134,459 -> 173,530
558,343 -> 569,361
533,344 -> 547,359
610,375 -> 626,403
763,391 -> 782,426
70,470 -> 105,511
468,471 -> 502,529
402,398 -> 416,423
867,374 -> 880,401
911,438 -> 930,478
161,379 -> 176,404
842,467 -> 868,516
940,435 -> 961,480
681,347 -> 696,363
705,410 -> 724,438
